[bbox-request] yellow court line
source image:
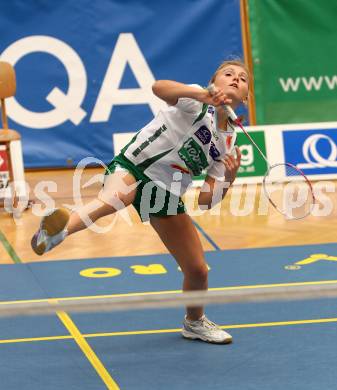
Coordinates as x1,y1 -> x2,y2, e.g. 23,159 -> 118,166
84,317 -> 337,337
0,335 -> 72,344
1,279 -> 337,306
1,317 -> 337,345
56,309 -> 120,390
224,317 -> 337,329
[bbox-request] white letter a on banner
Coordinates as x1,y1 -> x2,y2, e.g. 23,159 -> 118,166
91,33 -> 165,122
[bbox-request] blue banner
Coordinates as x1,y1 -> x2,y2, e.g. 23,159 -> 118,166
0,0 -> 243,168
283,129 -> 337,175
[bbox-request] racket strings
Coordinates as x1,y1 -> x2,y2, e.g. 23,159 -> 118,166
263,164 -> 315,219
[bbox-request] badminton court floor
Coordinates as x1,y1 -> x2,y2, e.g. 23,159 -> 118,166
0,243 -> 337,389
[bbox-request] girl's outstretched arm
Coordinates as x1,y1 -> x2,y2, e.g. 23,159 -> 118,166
152,80 -> 232,106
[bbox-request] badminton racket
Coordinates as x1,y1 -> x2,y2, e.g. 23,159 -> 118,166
207,83 -> 315,219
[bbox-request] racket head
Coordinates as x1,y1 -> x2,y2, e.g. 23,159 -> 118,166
263,163 -> 316,220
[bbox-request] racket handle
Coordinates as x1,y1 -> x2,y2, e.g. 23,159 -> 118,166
222,105 -> 238,121
207,83 -> 238,121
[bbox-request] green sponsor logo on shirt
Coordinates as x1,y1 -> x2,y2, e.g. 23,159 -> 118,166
178,137 -> 208,176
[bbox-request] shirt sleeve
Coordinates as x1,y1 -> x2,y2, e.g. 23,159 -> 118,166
174,84 -> 204,114
207,132 -> 238,181
206,161 -> 227,181
223,130 -> 237,155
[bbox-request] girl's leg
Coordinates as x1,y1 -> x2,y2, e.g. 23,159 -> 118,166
67,171 -> 138,235
31,171 -> 138,255
150,213 -> 232,344
150,213 -> 208,321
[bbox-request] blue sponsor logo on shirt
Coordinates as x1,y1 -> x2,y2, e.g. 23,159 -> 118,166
207,106 -> 215,115
195,125 -> 211,145
282,129 -> 337,175
209,141 -> 220,160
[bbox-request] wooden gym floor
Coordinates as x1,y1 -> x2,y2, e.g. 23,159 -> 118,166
0,167 -> 335,264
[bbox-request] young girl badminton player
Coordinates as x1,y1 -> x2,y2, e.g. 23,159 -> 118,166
32,60 -> 250,344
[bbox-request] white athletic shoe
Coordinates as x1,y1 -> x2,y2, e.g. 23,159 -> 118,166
31,208 -> 70,256
182,315 -> 232,344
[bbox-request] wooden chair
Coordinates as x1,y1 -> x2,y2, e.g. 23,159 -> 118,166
0,61 -> 21,207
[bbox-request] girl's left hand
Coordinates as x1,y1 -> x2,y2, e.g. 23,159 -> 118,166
222,146 -> 242,184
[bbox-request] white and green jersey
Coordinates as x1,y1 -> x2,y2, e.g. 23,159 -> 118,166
121,84 -> 238,197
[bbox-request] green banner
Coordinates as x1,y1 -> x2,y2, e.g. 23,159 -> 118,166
236,131 -> 267,177
248,0 -> 337,124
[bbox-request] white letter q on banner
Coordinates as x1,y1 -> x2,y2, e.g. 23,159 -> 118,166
0,35 -> 87,128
